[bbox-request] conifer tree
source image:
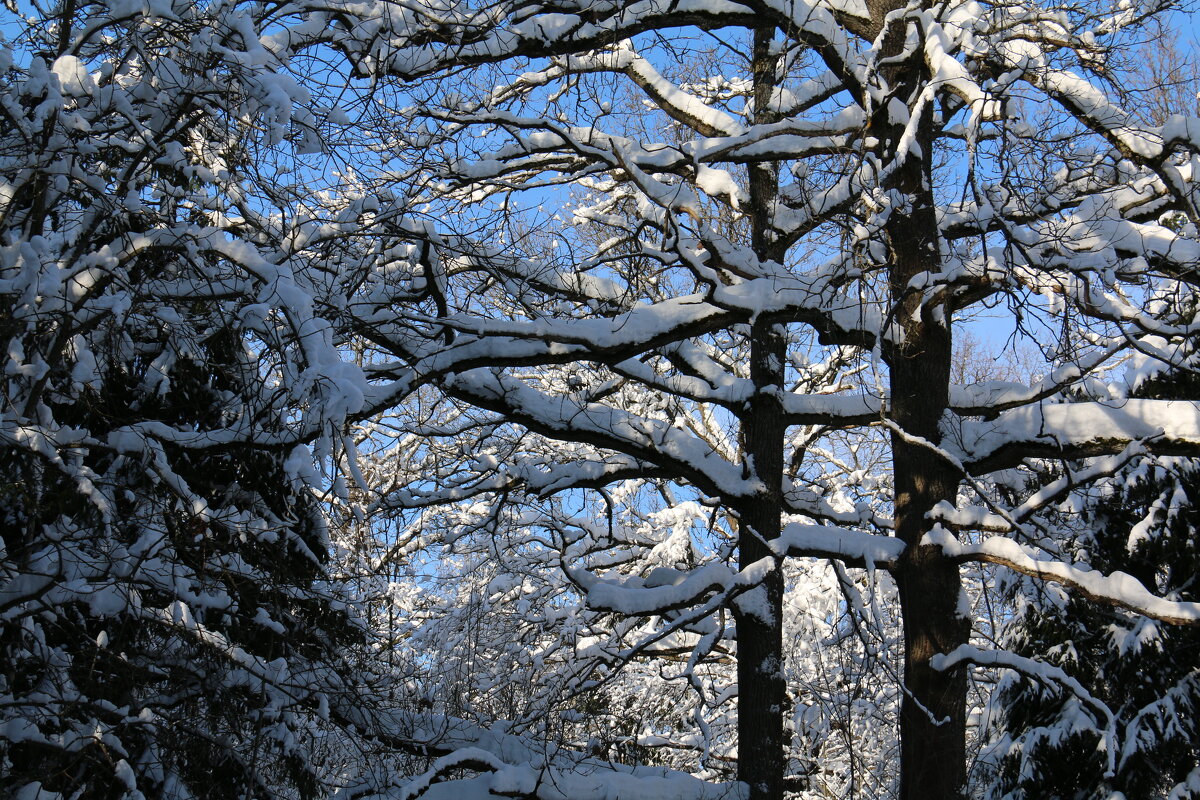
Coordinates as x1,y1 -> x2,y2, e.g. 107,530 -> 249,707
0,3 -> 383,797
989,366 -> 1200,799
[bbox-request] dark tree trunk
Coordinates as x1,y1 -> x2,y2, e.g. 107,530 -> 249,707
891,401 -> 970,800
736,319 -> 788,800
880,73 -> 970,800
734,27 -> 789,800
737,17 -> 971,800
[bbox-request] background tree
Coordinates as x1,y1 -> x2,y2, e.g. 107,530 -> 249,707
988,358 -> 1200,800
983,29 -> 1200,800
0,2 -> 408,796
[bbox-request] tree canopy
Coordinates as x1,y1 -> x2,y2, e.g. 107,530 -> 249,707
2,0 -> 1200,798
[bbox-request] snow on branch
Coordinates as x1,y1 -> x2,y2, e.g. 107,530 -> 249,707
351,0 -> 871,95
440,369 -> 757,500
951,400 -> 1200,474
557,43 -> 744,138
930,442 -> 1151,533
333,715 -> 743,799
924,528 -> 1200,626
379,752 -> 743,800
772,523 -> 904,568
351,747 -> 506,800
579,523 -> 903,620
931,644 -> 1113,728
930,644 -> 1118,776
582,557 -> 775,615
366,274 -> 879,400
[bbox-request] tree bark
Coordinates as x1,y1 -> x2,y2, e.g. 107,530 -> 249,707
739,17 -> 971,800
880,65 -> 971,800
891,424 -> 969,800
736,318 -> 788,800
734,27 -> 790,800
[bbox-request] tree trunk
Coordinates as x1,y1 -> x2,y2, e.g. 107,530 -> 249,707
891,420 -> 969,800
735,27 -> 789,800
882,83 -> 971,800
736,319 -> 788,800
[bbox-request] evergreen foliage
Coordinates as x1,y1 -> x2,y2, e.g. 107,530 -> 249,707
990,369 -> 1200,800
0,3 -> 376,797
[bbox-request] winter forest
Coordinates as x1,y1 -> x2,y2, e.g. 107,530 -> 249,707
5,0 -> 1200,797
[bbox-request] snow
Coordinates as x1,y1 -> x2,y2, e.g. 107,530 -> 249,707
695,165 -> 744,208
931,644 -> 1110,725
950,400 -> 1200,472
644,566 -> 688,587
13,784 -> 61,800
1161,114 -> 1200,150
51,55 -> 95,98
733,585 -> 775,625
1169,766 -> 1200,800
781,390 -> 880,421
338,709 -> 745,800
928,501 -> 1012,533
387,748 -> 506,800
443,369 -> 761,499
585,557 -> 774,615
932,643 -> 1117,776
411,764 -> 741,800
773,523 -> 904,566
574,45 -> 744,138
1037,66 -> 1164,159
823,0 -> 868,19
925,528 -> 1200,624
